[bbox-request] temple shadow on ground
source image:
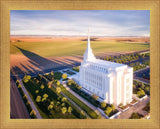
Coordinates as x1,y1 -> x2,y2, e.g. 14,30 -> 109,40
11,46 -> 82,77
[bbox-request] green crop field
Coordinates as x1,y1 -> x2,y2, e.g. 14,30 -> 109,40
10,41 -> 150,57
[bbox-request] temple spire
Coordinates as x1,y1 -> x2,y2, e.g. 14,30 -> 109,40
87,28 -> 90,49
83,29 -> 96,61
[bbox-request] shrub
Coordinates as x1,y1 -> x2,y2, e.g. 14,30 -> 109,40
143,102 -> 150,113
130,112 -> 142,119
101,102 -> 106,109
111,104 -> 116,111
105,107 -> 112,116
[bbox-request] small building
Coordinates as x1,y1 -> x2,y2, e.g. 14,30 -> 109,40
78,32 -> 133,106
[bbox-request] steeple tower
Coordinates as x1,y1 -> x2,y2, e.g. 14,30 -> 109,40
83,29 -> 96,61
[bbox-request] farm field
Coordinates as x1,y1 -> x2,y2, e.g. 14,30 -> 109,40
10,36 -> 150,76
11,41 -> 149,57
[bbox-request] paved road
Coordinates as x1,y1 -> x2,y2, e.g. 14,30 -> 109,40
19,79 -> 42,119
134,77 -> 150,85
134,66 -> 150,84
116,96 -> 150,119
10,77 -> 30,119
134,66 -> 150,74
42,76 -> 91,118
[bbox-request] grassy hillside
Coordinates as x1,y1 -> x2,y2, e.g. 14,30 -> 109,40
10,41 -> 150,57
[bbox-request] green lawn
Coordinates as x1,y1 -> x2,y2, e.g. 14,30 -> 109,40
23,76 -> 81,119
10,41 -> 150,57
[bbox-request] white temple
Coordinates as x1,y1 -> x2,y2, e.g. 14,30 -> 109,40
73,31 -> 133,106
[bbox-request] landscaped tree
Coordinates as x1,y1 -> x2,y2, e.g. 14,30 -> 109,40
18,84 -> 22,88
105,107 -> 112,116
137,89 -> 145,98
56,101 -> 60,111
61,103 -> 65,107
80,110 -> 85,119
61,97 -> 67,102
62,73 -> 68,80
50,101 -> 54,105
111,104 -> 116,111
144,86 -> 150,95
43,93 -> 48,98
101,102 -> 106,109
61,107 -> 67,115
30,110 -> 36,118
141,83 -> 145,89
26,100 -> 31,105
48,104 -> 54,112
16,80 -> 20,85
56,87 -> 61,95
56,80 -> 60,86
23,75 -> 31,83
35,90 -> 39,94
42,97 -> 47,102
47,81 -> 52,88
36,96 -> 41,103
23,94 -> 28,101
51,70 -> 54,76
40,84 -> 44,89
68,106 -> 72,115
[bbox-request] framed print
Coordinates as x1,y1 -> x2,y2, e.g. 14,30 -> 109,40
0,0 -> 160,129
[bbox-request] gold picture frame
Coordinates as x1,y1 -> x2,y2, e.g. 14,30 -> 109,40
0,0 -> 159,128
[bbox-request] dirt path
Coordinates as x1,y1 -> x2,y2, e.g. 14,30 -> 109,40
10,77 -> 30,119
19,79 -> 42,119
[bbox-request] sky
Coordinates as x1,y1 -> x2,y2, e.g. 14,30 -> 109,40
10,10 -> 150,36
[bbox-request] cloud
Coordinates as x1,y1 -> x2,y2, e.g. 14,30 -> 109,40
10,10 -> 150,36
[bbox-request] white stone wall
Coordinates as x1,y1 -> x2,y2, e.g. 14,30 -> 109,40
79,61 -> 133,106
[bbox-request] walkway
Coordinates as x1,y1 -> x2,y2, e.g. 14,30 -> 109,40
62,82 -> 106,119
116,96 -> 150,119
42,76 -> 91,118
19,79 -> 42,119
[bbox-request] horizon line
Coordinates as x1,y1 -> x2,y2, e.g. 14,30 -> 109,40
10,35 -> 150,38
